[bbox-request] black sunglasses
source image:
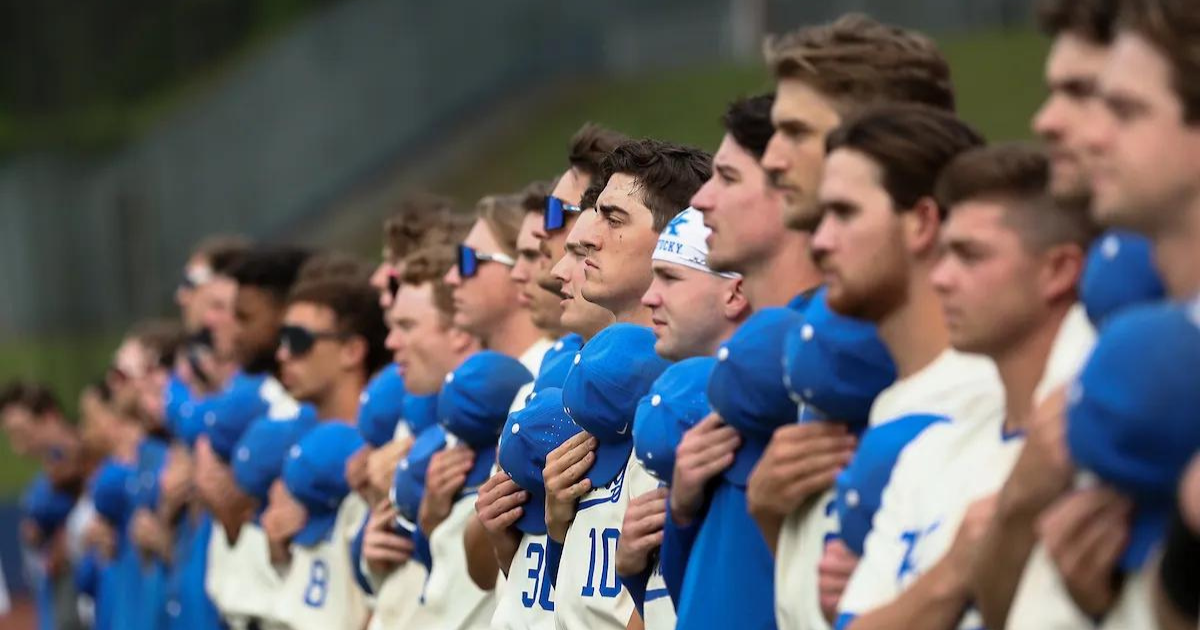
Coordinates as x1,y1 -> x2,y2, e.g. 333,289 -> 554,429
387,270 -> 402,299
457,244 -> 516,279
544,196 -> 583,232
279,325 -> 347,357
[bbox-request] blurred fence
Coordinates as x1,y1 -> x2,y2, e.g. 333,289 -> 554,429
0,0 -> 1035,338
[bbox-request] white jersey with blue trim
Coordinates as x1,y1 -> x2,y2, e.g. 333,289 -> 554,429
643,557 -> 676,630
407,493 -> 498,629
206,522 -> 284,629
555,455 -> 659,630
274,494 -> 370,630
491,532 -> 558,630
776,349 -> 1003,630
839,308 -> 1095,630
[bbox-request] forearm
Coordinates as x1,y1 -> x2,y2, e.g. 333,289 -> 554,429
488,528 -> 522,579
1155,508 -> 1200,629
971,502 -> 1040,630
847,560 -> 970,630
751,510 -> 784,557
464,515 -> 500,590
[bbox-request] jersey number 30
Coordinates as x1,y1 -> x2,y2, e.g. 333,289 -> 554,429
522,543 -> 556,611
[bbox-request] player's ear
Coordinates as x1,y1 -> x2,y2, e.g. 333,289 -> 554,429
904,196 -> 943,257
1039,243 -> 1086,304
722,278 -> 750,323
341,335 -> 368,371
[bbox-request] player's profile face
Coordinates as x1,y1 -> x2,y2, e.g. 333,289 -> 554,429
512,211 -> 563,333
445,218 -> 522,338
550,211 -> 615,338
641,261 -> 733,360
1033,33 -> 1110,205
1088,32 -> 1200,233
811,149 -> 910,322
385,282 -> 457,396
277,302 -> 344,404
580,173 -> 659,316
762,78 -> 841,231
931,201 -> 1045,355
692,134 -> 789,275
199,276 -> 238,361
233,285 -> 285,369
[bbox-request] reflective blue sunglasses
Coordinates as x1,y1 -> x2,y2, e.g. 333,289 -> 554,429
544,196 -> 583,232
457,244 -> 516,278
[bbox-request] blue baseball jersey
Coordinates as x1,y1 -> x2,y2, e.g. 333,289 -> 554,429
666,482 -> 775,629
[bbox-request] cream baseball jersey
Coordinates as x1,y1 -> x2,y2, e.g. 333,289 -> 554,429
205,523 -> 284,629
838,309 -> 1095,630
274,494 -> 371,630
555,455 -> 660,630
405,494 -> 498,629
491,532 -> 558,630
775,349 -> 1001,630
642,557 -> 676,630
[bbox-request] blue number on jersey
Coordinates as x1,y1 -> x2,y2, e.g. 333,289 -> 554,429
521,542 -> 556,611
304,559 -> 329,608
897,521 -> 941,585
581,528 -> 621,598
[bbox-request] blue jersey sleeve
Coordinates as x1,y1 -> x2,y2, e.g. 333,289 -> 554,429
544,537 -> 564,589
660,499 -> 703,606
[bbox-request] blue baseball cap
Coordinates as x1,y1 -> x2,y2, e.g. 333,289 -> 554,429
498,388 -> 582,535
358,364 -> 407,447
563,324 -> 673,488
91,460 -> 137,531
836,414 -> 947,555
1066,300 -> 1200,570
163,374 -> 192,438
633,358 -> 717,484
21,474 -> 76,539
134,438 -> 170,510
203,374 -> 273,462
709,307 -> 805,486
533,334 -> 585,392
175,396 -> 213,447
402,393 -> 440,437
232,411 -> 319,508
390,424 -> 448,528
1080,231 -> 1166,328
438,351 -> 533,449
282,423 -> 365,546
784,289 -> 896,430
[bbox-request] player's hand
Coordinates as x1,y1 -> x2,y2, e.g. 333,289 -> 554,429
942,494 -> 998,591
544,432 -> 597,542
475,471 -> 528,538
345,445 -> 371,499
131,508 -> 172,561
363,501 -> 415,575
746,422 -> 856,546
1000,387 -> 1073,519
368,438 -> 412,502
1039,486 -> 1130,617
262,479 -> 307,552
616,488 -> 668,578
418,445 -> 474,535
1178,452 -> 1200,533
85,518 -> 118,561
158,446 -> 193,520
818,539 -> 859,623
670,413 -> 739,526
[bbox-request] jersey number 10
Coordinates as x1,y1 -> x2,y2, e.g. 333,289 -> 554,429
581,528 -> 621,598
